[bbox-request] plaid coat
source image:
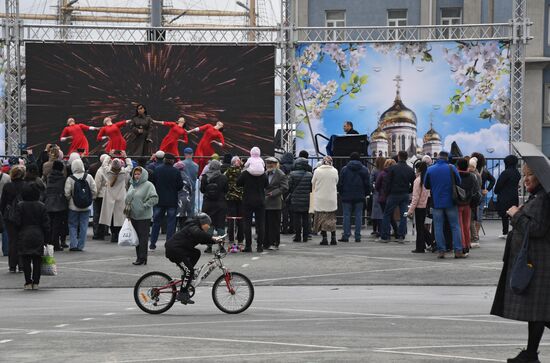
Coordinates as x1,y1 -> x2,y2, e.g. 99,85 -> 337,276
491,187 -> 550,321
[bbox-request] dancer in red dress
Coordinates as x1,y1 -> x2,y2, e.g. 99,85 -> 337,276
97,117 -> 130,153
190,121 -> 225,174
154,117 -> 189,157
59,118 -> 98,155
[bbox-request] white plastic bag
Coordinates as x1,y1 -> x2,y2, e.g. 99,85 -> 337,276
118,219 -> 139,247
41,244 -> 57,276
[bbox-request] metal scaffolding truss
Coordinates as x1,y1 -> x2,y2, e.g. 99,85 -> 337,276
1,0 -> 529,154
295,23 -> 513,43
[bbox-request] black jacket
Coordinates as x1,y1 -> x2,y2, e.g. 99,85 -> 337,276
280,153 -> 294,175
494,155 -> 521,215
237,170 -> 268,206
288,158 -> 313,212
337,160 -> 370,203
0,179 -> 24,216
44,170 -> 68,212
200,173 -> 228,228
458,171 -> 480,206
14,198 -> 50,256
165,218 -> 214,250
385,161 -> 415,195
481,168 -> 496,191
153,163 -> 184,208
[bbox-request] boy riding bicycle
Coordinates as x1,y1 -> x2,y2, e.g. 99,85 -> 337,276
165,213 -> 222,304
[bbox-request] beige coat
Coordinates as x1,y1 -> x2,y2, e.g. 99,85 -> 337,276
311,164 -> 339,212
94,156 -> 111,199
99,158 -> 132,227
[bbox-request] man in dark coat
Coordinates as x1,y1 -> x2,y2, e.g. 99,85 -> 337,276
237,166 -> 268,252
289,157 -> 313,242
264,157 -> 289,250
200,160 -> 228,253
279,152 -> 295,234
343,121 -> 359,134
149,153 -> 184,250
44,160 -> 68,251
165,213 -> 219,305
494,154 -> 521,239
337,152 -> 370,242
381,151 -> 415,243
14,183 -> 50,289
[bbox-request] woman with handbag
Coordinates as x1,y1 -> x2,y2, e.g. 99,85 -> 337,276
491,163 -> 550,363
407,161 -> 432,253
125,167 -> 158,265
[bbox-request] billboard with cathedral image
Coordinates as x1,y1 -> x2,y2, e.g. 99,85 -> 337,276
294,41 -> 511,159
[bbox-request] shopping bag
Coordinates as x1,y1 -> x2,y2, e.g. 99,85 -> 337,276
118,219 -> 139,247
41,244 -> 58,276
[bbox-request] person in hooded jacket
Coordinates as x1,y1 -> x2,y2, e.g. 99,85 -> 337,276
494,155 -> 521,239
288,156 -> 313,242
279,152 -> 295,235
200,159 -> 228,253
337,152 -> 370,242
456,158 -> 480,254
64,159 -> 97,251
14,183 -> 50,290
126,167 -> 158,265
99,155 -> 132,243
92,154 -> 110,240
44,160 -> 68,251
1,165 -> 26,272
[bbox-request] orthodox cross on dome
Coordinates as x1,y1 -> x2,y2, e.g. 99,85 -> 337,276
392,55 -> 403,100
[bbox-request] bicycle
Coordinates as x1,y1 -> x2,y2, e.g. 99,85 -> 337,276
133,238 -> 254,314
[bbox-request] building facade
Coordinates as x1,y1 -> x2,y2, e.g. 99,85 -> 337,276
295,0 -> 550,155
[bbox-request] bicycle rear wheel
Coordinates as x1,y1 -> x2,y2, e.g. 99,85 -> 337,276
134,271 -> 177,314
212,272 -> 254,314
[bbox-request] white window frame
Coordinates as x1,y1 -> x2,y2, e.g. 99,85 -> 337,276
325,10 -> 346,41
440,8 -> 462,39
387,9 -> 407,40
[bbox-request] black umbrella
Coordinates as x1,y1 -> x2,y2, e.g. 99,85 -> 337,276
512,142 -> 550,193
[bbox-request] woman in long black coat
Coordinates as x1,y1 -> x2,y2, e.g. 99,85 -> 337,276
14,183 -> 50,290
0,165 -> 26,273
200,160 -> 228,253
44,160 -> 68,251
494,155 -> 521,238
491,163 -> 550,363
127,104 -> 154,157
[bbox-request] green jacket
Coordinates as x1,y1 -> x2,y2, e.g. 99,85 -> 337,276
125,168 -> 158,220
224,166 -> 244,201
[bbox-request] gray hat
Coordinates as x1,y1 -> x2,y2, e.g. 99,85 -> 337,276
197,212 -> 212,226
265,157 -> 279,163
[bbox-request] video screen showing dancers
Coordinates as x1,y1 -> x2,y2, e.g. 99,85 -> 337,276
26,43 -> 275,157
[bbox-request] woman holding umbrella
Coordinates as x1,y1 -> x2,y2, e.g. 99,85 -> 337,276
491,143 -> 550,363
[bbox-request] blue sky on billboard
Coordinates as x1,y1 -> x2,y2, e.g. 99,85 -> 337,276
295,41 -> 511,158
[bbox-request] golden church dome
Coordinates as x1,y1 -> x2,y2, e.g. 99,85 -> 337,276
423,126 -> 441,143
379,91 -> 417,129
370,126 -> 389,141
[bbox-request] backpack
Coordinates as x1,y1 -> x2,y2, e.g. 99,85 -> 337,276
5,189 -> 22,222
204,178 -> 220,200
69,173 -> 93,208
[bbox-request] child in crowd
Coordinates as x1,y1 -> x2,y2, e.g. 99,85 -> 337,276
244,147 -> 265,176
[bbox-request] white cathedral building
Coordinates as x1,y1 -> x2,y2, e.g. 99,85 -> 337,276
369,76 -> 443,158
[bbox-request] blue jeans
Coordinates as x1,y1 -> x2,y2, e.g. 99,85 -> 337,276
68,209 -> 90,250
150,206 -> 177,247
2,229 -> 8,256
381,193 -> 409,240
432,206 -> 463,252
342,201 -> 363,239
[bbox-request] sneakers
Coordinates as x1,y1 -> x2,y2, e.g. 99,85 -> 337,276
507,350 -> 540,363
375,238 -> 390,243
437,252 -> 446,259
176,290 -> 195,305
396,237 -> 406,244
454,251 -> 468,259
498,234 -> 507,239
470,242 -> 481,248
24,284 -> 32,290
148,244 -> 157,251
32,284 -> 39,290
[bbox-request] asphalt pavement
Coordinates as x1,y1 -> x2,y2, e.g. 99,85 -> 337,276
1,220 -> 546,362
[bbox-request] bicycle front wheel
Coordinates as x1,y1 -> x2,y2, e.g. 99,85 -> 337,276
212,272 -> 254,314
134,271 -> 177,314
